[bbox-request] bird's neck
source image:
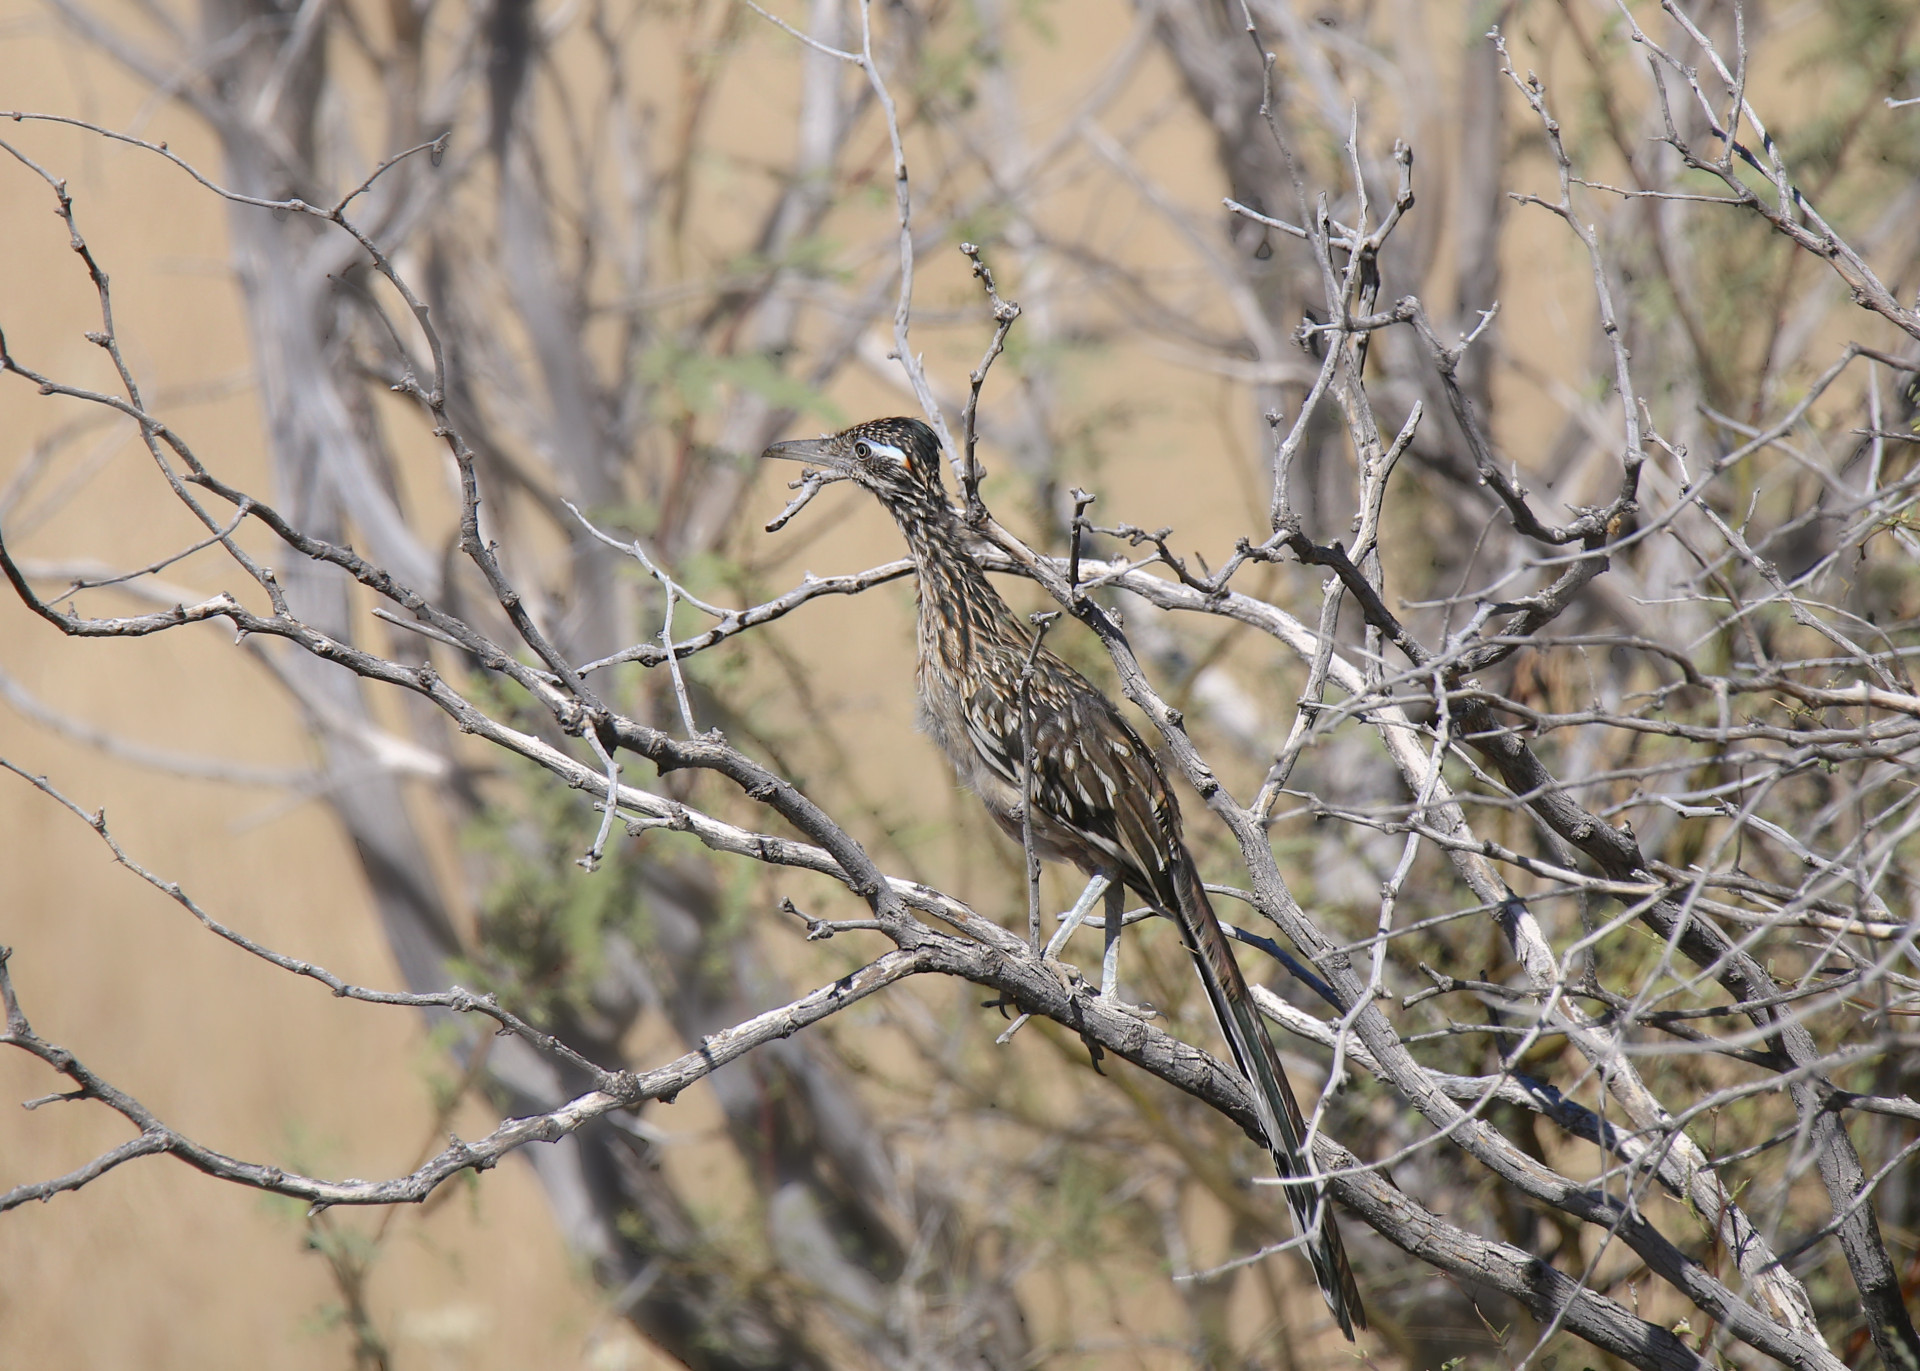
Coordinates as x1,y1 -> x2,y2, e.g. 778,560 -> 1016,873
889,494 -> 1027,673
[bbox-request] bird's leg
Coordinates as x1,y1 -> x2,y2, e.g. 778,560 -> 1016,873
1045,873 -> 1111,959
1046,874 -> 1156,1019
1092,882 -> 1155,1018
1008,875 -> 1110,1027
1100,879 -> 1125,998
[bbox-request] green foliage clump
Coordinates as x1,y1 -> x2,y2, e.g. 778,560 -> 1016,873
463,759 -> 650,1028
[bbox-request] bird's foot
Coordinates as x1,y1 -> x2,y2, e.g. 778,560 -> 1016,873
1096,987 -> 1158,1021
1042,958 -> 1082,997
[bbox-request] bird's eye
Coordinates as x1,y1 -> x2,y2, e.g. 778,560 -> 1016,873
853,441 -> 872,460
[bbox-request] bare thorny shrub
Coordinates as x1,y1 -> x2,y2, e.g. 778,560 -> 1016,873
2,0 -> 1918,1368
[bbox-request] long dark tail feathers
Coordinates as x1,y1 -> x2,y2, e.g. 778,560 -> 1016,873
1223,989 -> 1367,1336
1166,849 -> 1366,1338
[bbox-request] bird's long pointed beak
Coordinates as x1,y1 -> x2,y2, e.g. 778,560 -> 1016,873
761,436 -> 846,475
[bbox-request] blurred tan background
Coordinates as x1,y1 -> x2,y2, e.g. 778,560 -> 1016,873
1,8 -> 663,1366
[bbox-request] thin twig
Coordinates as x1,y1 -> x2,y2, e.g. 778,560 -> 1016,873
1017,610 -> 1061,955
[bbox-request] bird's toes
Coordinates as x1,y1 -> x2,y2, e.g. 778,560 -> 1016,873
1042,958 -> 1083,997
1101,993 -> 1159,1021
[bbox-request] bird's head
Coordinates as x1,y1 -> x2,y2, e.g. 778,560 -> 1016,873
762,416 -> 948,504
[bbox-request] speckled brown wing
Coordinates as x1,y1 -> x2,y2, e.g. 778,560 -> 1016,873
956,658 -> 1156,886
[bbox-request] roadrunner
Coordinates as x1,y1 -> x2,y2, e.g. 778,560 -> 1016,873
765,417 -> 1364,1336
